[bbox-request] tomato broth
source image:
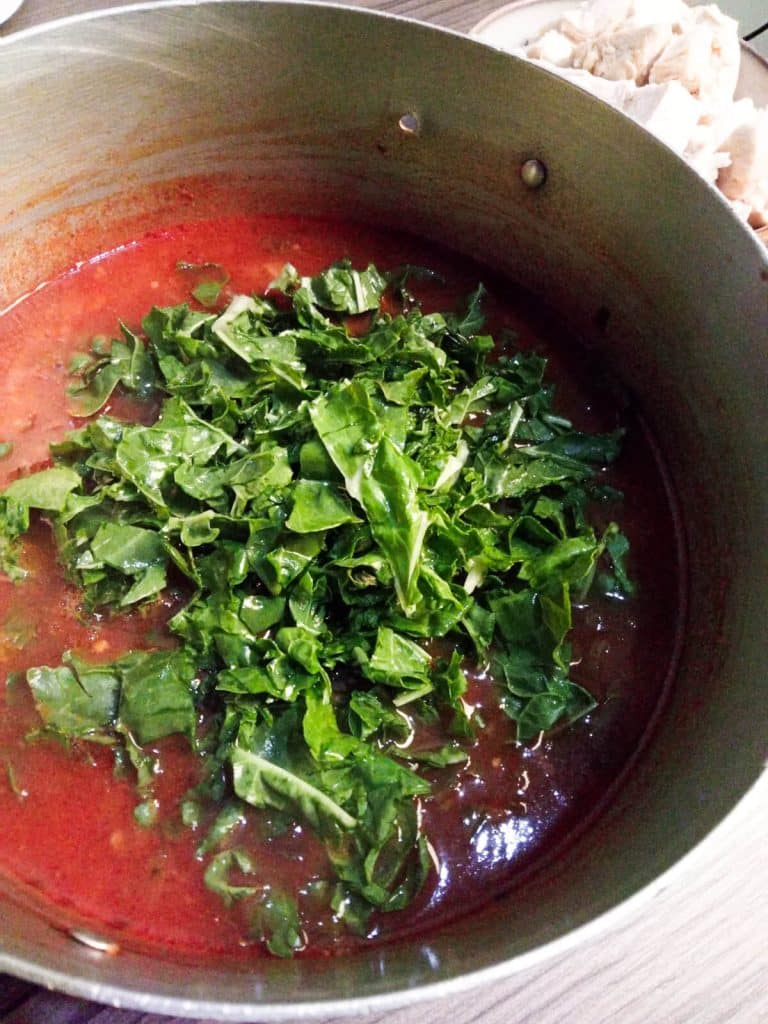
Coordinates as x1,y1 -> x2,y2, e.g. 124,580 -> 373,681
0,216 -> 682,958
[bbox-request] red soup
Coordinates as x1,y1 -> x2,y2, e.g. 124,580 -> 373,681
0,215 -> 682,959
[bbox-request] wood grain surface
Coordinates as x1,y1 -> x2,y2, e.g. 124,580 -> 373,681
1,2 -> 767,1022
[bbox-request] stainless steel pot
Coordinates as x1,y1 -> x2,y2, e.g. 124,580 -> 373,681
0,3 -> 765,1019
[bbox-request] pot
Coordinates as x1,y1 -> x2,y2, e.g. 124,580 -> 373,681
0,2 -> 765,1019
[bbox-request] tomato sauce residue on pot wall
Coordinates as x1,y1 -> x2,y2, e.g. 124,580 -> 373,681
0,216 -> 682,959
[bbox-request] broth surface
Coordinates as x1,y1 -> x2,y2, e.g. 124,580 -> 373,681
0,216 -> 681,957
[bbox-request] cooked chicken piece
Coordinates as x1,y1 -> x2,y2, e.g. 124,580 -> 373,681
650,6 -> 740,112
624,81 -> 702,154
717,107 -> 768,227
553,3 -> 606,43
526,29 -> 576,66
573,22 -> 673,84
683,136 -> 732,184
555,0 -> 689,42
532,0 -> 692,86
685,97 -> 755,180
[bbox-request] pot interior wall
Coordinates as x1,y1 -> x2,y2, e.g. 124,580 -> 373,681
0,2 -> 766,1015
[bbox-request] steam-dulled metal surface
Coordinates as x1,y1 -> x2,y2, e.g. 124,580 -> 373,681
0,2 -> 766,1020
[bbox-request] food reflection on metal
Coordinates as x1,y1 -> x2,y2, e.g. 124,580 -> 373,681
68,930 -> 121,956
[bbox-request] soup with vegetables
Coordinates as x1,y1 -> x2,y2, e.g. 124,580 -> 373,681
0,216 -> 681,958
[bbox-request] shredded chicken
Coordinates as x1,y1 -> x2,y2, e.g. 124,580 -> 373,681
717,104 -> 768,227
649,6 -> 741,110
486,0 -> 767,228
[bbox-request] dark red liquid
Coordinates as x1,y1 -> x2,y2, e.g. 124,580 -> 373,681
0,216 -> 682,958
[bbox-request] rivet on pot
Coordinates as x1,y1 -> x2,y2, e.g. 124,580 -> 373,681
520,158 -> 547,189
398,112 -> 421,136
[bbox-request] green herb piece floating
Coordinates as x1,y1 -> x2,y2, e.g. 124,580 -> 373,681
176,259 -> 231,308
0,258 -> 634,955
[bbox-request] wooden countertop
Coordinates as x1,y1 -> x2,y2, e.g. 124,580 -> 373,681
0,2 -> 766,1022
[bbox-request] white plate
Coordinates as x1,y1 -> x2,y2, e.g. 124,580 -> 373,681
471,0 -> 576,48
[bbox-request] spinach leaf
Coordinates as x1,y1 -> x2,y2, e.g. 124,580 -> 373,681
231,746 -> 358,832
67,327 -> 157,416
176,260 -> 231,308
273,259 -> 388,316
26,653 -> 120,741
248,889 -> 305,958
2,466 -> 81,514
599,523 -> 636,598
285,479 -> 360,533
204,848 -> 258,905
90,523 -> 168,606
363,626 -> 432,698
118,650 -> 198,745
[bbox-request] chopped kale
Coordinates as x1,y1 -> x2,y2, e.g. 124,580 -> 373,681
0,259 -> 633,955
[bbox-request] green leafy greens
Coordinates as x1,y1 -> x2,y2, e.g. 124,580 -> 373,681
0,257 -> 633,955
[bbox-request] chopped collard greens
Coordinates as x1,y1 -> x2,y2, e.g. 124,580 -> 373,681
0,259 -> 633,955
